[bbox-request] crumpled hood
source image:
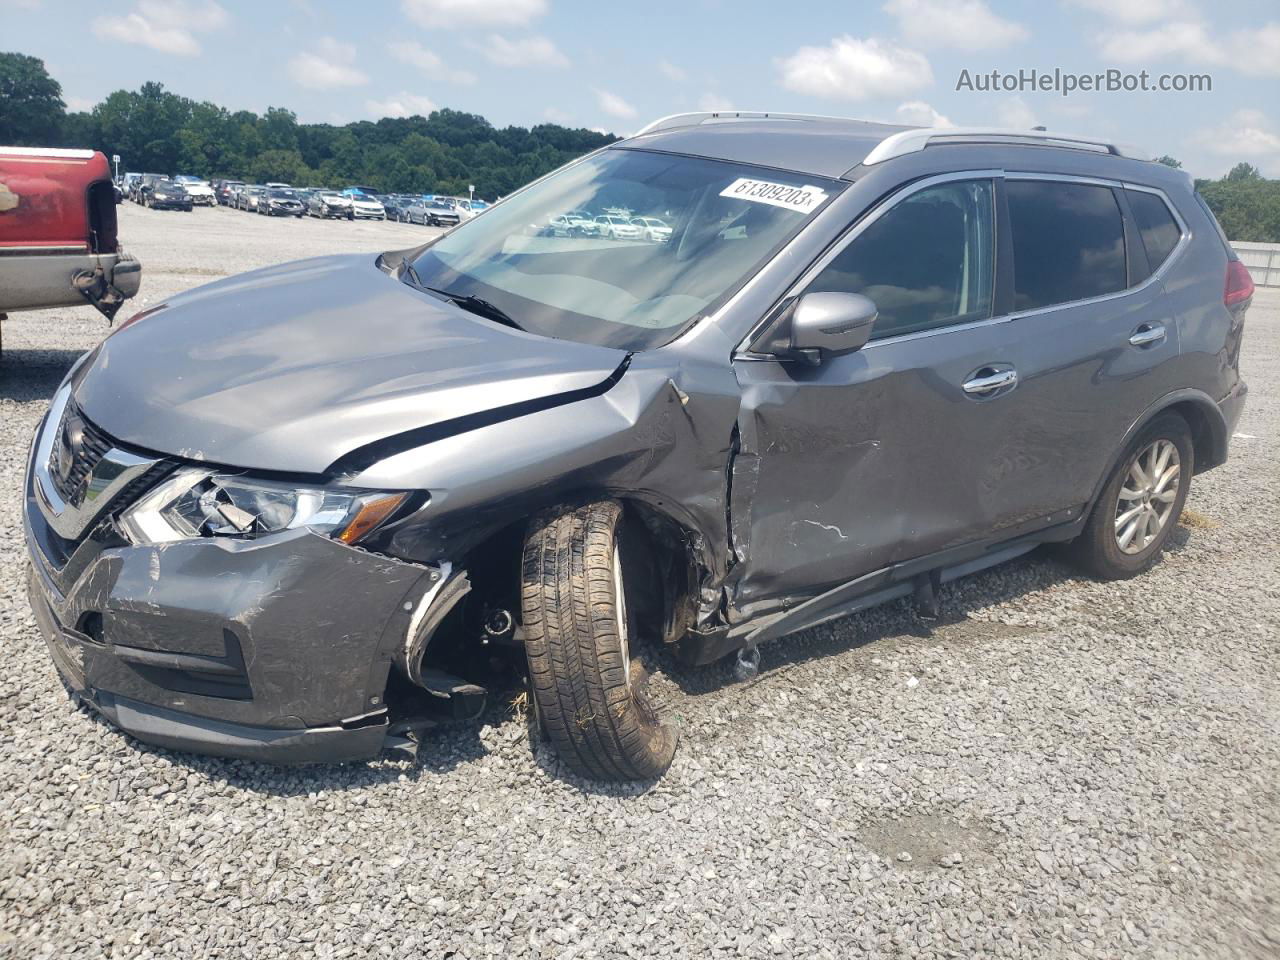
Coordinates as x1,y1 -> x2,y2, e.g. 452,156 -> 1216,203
73,254 -> 628,474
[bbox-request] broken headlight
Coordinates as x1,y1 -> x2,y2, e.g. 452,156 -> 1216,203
120,469 -> 407,546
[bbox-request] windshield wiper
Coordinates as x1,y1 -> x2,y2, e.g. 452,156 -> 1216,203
400,262 -> 523,331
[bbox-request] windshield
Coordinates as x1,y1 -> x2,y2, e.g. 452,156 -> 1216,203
268,189 -> 296,199
408,148 -> 840,350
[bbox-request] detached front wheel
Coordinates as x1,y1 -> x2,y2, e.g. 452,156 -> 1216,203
521,501 -> 677,781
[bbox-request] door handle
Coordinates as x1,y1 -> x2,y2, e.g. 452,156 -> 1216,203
962,368 -> 1018,396
1129,322 -> 1167,347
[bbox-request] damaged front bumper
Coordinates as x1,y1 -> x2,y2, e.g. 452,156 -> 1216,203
24,438 -> 442,764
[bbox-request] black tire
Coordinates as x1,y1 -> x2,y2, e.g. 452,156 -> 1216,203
1070,412 -> 1193,580
521,501 -> 677,781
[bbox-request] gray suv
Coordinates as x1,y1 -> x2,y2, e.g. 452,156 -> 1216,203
24,112 -> 1253,780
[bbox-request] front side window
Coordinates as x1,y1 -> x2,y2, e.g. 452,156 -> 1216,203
805,180 -> 996,341
409,149 -> 841,350
1007,180 -> 1126,311
1127,189 -> 1182,272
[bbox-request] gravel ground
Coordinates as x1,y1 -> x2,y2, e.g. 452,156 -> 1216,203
1,202 -> 1278,959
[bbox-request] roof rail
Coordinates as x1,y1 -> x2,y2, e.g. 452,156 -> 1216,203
633,111 -> 887,137
861,127 -> 1149,165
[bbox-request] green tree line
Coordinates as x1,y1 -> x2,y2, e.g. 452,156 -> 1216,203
2,51 -> 615,199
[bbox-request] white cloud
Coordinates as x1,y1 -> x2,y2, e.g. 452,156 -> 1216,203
895,100 -> 954,127
1089,15 -> 1279,76
366,92 -> 438,118
288,37 -> 368,89
1096,20 -> 1222,63
1194,109 -> 1280,158
996,96 -> 1038,128
884,0 -> 1028,50
401,0 -> 545,28
91,0 -> 228,57
65,95 -> 96,112
1066,0 -> 1193,24
543,107 -> 573,124
776,35 -> 932,101
387,40 -> 477,84
1225,23 -> 1280,76
595,88 -> 637,119
481,34 -> 568,68
659,60 -> 687,83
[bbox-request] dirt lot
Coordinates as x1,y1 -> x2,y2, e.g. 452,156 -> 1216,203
1,202 -> 1277,959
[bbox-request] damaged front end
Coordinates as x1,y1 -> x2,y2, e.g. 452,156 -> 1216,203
23,386 -> 465,763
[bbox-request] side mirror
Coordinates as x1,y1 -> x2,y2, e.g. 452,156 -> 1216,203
787,292 -> 878,363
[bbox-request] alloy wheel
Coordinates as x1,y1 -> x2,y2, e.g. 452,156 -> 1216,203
1114,438 -> 1181,554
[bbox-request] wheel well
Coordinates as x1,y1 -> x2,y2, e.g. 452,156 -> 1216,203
449,498 -> 700,651
1163,399 -> 1225,474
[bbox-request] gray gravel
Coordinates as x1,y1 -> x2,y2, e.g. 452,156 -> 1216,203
2,203 -> 1278,959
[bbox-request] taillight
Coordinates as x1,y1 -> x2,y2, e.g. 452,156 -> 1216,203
1224,260 -> 1255,306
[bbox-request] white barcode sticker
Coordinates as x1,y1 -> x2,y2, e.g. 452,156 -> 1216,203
719,178 -> 828,214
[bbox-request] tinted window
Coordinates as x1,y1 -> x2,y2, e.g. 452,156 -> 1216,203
1007,181 -> 1126,310
807,180 -> 995,340
1128,189 -> 1181,271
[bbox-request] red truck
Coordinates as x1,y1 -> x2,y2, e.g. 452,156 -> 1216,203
0,147 -> 142,354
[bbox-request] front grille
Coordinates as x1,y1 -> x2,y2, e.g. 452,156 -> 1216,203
46,402 -> 113,506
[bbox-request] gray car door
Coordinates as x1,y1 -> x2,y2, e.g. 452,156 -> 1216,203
725,172 -> 1180,618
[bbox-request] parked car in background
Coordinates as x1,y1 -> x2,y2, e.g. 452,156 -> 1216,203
631,216 -> 672,242
434,196 -> 475,220
264,182 -> 292,189
174,176 -> 215,206
348,193 -> 386,220
144,178 -> 193,212
407,198 -> 460,227
237,185 -> 266,212
542,213 -> 584,236
383,195 -> 416,222
214,179 -> 243,206
308,191 -> 354,220
259,187 -> 305,217
135,173 -> 167,205
452,198 -> 490,220
0,147 -> 141,352
593,213 -> 642,240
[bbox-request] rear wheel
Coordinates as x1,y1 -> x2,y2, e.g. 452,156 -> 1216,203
521,501 -> 677,781
1071,413 -> 1193,579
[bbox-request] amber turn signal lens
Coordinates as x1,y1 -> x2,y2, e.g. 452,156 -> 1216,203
336,493 -> 408,544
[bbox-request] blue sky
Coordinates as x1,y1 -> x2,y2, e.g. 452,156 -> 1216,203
5,0 -> 1279,177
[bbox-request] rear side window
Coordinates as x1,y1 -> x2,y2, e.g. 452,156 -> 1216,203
806,179 -> 995,340
1127,190 -> 1182,271
1007,180 -> 1126,311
